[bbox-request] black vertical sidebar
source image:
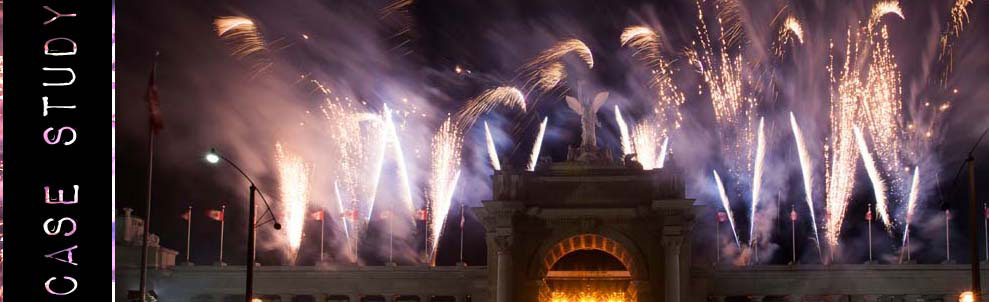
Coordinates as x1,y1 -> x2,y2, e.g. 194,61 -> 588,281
4,2 -> 112,301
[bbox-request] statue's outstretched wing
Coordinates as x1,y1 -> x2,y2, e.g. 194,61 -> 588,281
565,96 -> 583,116
591,91 -> 609,113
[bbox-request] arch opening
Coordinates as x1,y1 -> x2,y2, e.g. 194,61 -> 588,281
539,234 -> 637,302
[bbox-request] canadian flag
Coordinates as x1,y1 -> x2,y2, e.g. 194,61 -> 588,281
984,206 -> 988,219
866,207 -> 873,221
717,211 -> 727,223
789,208 -> 797,221
207,209 -> 224,221
181,208 -> 191,221
311,211 -> 324,221
343,209 -> 358,220
417,209 -> 428,221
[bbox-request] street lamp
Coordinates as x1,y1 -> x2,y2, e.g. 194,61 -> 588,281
205,148 -> 281,302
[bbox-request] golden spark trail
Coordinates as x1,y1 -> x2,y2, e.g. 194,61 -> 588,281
854,126 -> 891,231
714,170 -> 741,248
213,16 -> 268,59
615,106 -> 633,155
484,122 -> 501,171
428,118 -> 463,262
620,25 -> 686,143
868,1 -> 904,32
527,117 -> 549,171
783,16 -> 804,44
334,181 -> 351,242
790,112 -> 822,253
521,39 -> 593,92
455,86 -> 525,131
749,117 -> 765,244
275,143 -> 311,256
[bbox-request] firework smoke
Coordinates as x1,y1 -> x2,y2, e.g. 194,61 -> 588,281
384,104 -> 416,215
275,142 -> 312,259
527,117 -> 549,171
630,122 -> 663,170
657,136 -> 669,169
714,170 -> 741,248
484,122 -> 502,171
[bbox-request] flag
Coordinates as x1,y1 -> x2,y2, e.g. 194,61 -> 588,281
460,204 -> 466,228
946,209 -> 951,220
181,208 -> 191,221
417,209 -> 428,221
789,208 -> 797,221
866,207 -> 873,221
343,209 -> 358,221
717,211 -> 727,223
207,209 -> 223,221
311,211 -> 323,221
145,52 -> 164,134
984,206 -> 988,219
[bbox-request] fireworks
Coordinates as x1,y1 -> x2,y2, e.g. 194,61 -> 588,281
854,127 -> 892,232
527,117 -> 549,171
749,117 -> 765,244
657,136 -> 669,169
275,142 -> 312,257
630,122 -> 663,170
868,1 -> 904,32
455,86 -> 526,131
321,95 -> 386,226
789,112 -> 821,254
615,106 -> 633,155
521,39 -> 594,92
428,118 -> 464,262
714,170 -> 741,248
620,25 -> 685,143
782,16 -> 804,44
900,167 -> 920,250
384,104 -> 416,215
484,122 -> 502,171
214,16 -> 268,59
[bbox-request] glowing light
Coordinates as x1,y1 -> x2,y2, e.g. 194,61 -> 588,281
901,167 -> 920,250
213,16 -> 268,59
527,117 -> 549,171
960,292 -> 975,302
657,136 -> 669,169
205,152 -> 220,164
522,39 -> 594,92
783,16 -> 804,44
428,118 -> 464,262
869,1 -> 904,30
455,86 -> 525,131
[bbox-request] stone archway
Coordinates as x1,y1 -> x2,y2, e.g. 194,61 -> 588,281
531,233 -> 648,302
536,234 -> 641,280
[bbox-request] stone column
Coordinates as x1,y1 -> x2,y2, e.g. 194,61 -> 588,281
663,236 -> 684,302
495,235 -> 514,302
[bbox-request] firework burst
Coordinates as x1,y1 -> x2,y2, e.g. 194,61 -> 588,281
615,106 -> 633,155
527,117 -> 549,171
428,118 -> 464,263
213,16 -> 271,74
484,122 -> 502,171
275,142 -> 312,259
521,39 -> 593,92
789,112 -> 822,255
714,170 -> 741,248
749,117 -> 766,244
455,86 -> 525,130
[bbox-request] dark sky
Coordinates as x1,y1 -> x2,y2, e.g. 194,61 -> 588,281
116,0 -> 989,267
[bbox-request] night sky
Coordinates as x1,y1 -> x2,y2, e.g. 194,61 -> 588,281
116,0 -> 989,267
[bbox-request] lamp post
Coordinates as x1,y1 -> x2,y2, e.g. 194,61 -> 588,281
206,149 -> 282,302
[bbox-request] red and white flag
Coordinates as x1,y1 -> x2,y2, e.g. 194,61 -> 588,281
790,208 -> 797,221
417,209 -> 428,221
717,211 -> 727,223
342,209 -> 358,221
207,209 -> 224,221
181,208 -> 192,221
145,52 -> 164,134
984,205 -> 988,219
460,204 -> 466,228
866,207 -> 873,221
311,211 -> 324,221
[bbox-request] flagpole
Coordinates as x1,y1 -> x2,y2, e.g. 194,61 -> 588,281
461,209 -> 467,264
320,210 -> 325,263
868,203 -> 873,263
389,211 -> 394,264
716,216 -> 721,265
791,206 -> 796,264
138,52 -> 160,302
947,209 -> 951,262
984,204 -> 987,262
186,206 -> 192,263
220,205 -> 226,264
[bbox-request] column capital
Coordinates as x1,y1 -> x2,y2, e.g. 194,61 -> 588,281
662,235 -> 683,250
494,234 -> 514,253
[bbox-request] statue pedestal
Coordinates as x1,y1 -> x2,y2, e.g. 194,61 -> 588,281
566,145 -> 614,164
